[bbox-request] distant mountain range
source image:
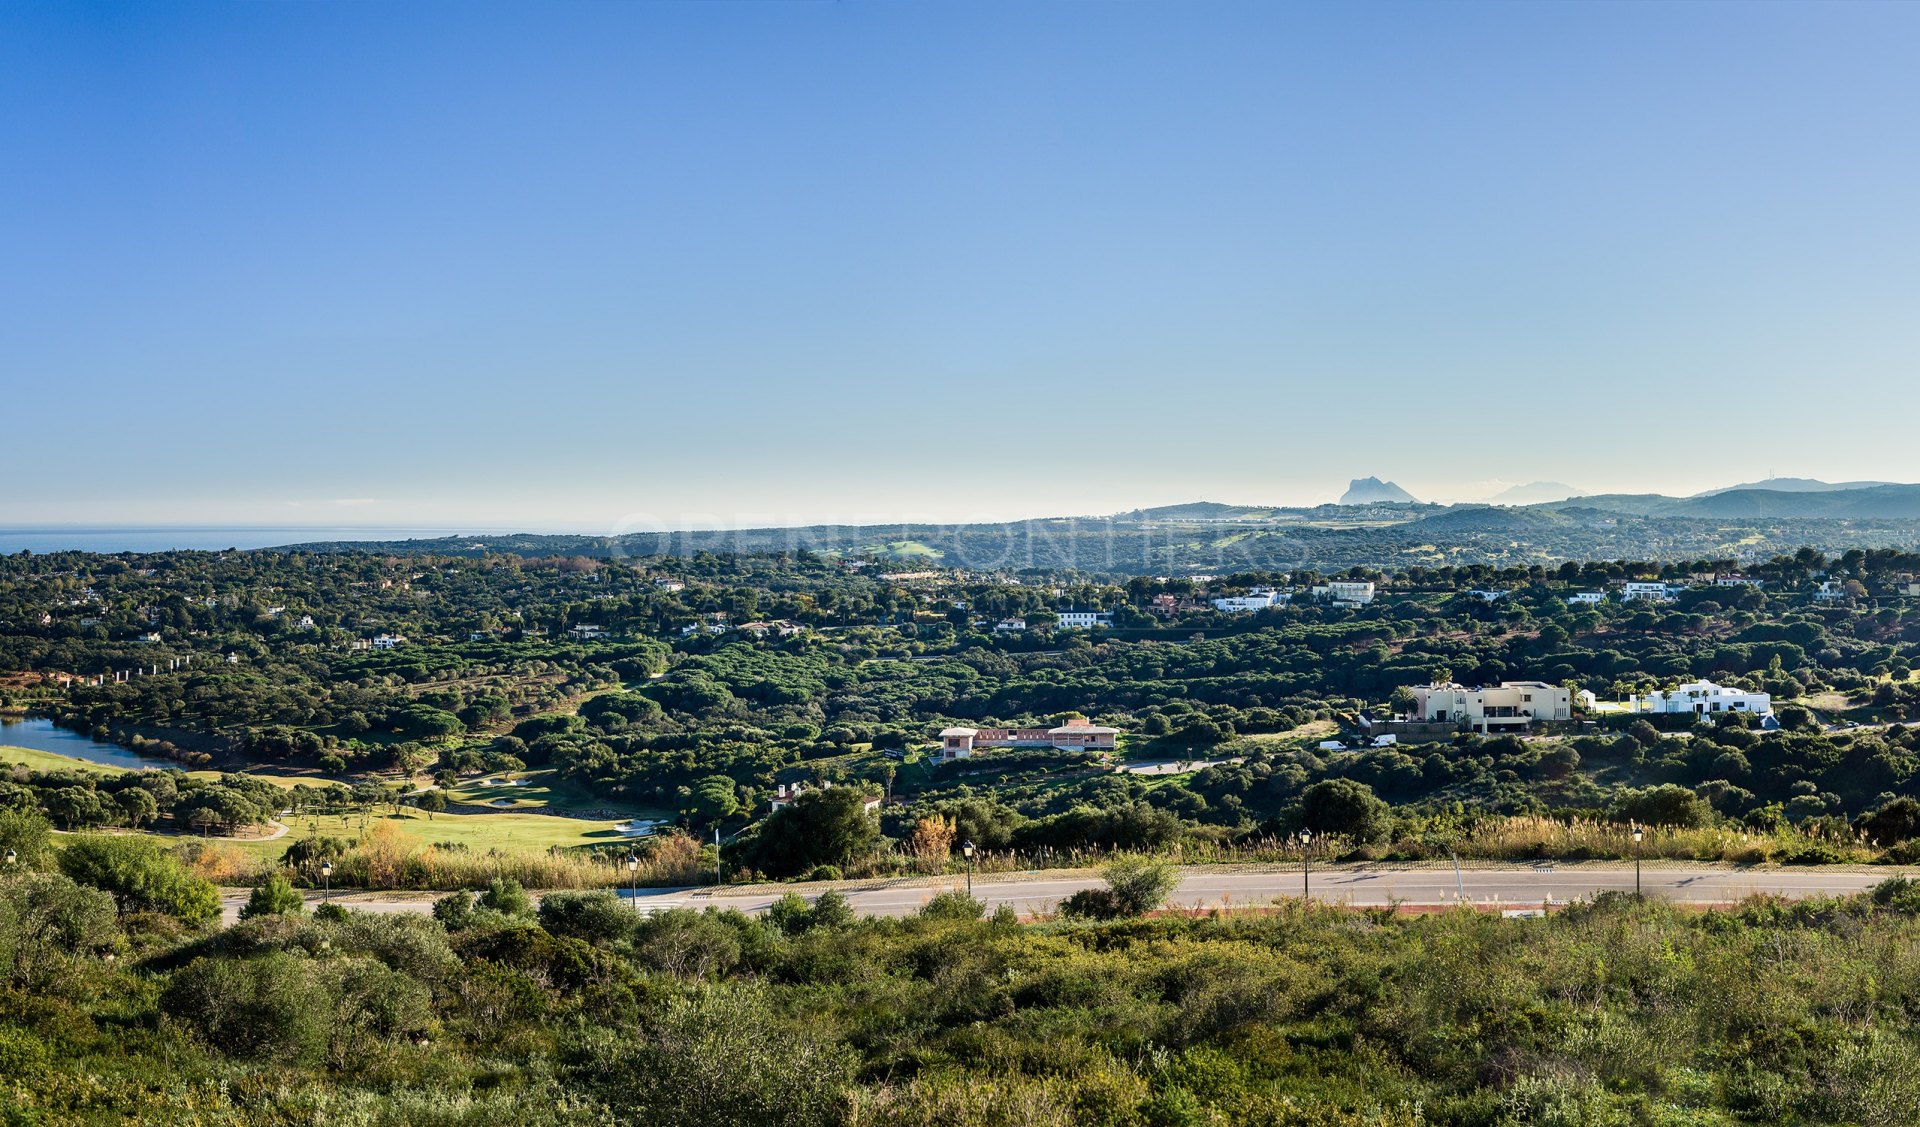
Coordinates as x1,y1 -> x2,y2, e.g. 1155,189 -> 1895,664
272,476 -> 1920,574
1691,476 -> 1896,498
1338,477 -> 1419,505
1488,481 -> 1584,505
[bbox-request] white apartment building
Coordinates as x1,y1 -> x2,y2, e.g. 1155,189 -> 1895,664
1055,610 -> 1113,629
1408,681 -> 1572,733
1634,679 -> 1772,718
1312,581 -> 1376,606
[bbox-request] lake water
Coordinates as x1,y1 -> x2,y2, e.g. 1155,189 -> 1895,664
0,717 -> 169,770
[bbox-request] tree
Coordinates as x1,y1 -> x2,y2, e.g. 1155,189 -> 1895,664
1292,779 -> 1393,843
0,871 -> 119,989
0,810 -> 55,871
115,787 -> 160,828
240,874 -> 306,919
1612,784 -> 1710,829
56,834 -> 220,924
731,788 -> 880,879
1858,797 -> 1920,845
414,791 -> 447,820
1061,857 -> 1178,920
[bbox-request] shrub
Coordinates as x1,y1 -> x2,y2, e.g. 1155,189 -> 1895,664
162,952 -> 329,1062
538,890 -> 634,945
478,877 -> 535,918
1292,779 -> 1393,844
240,875 -> 306,919
917,890 -> 986,921
57,834 -> 220,925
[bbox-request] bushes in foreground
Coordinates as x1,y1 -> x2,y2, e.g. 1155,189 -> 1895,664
11,873 -> 1920,1122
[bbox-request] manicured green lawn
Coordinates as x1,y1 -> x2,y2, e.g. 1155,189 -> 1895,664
277,806 -> 641,851
0,745 -> 125,775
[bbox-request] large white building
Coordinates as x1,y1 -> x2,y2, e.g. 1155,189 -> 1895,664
1408,681 -> 1572,733
1621,581 -> 1680,603
1312,581 -> 1376,606
1055,610 -> 1112,629
1212,587 -> 1290,613
1634,680 -> 1772,718
938,723 -> 1121,761
1567,592 -> 1606,606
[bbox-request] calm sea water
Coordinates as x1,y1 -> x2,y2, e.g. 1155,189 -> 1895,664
0,716 -> 165,770
0,526 -> 489,554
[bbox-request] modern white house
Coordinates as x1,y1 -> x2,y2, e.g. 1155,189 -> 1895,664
938,723 -> 1121,761
1567,592 -> 1606,606
1633,680 -> 1771,718
992,618 -> 1027,633
371,633 -> 408,650
1212,587 -> 1290,613
1055,610 -> 1113,629
1621,582 -> 1680,603
1715,575 -> 1765,589
1408,681 -> 1572,733
1468,589 -> 1511,603
1312,581 -> 1376,606
1814,580 -> 1850,602
568,624 -> 607,640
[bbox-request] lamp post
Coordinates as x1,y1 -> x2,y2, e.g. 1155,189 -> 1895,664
627,854 -> 640,913
320,859 -> 332,906
1631,824 -> 1643,896
1299,829 -> 1313,901
962,840 -> 976,897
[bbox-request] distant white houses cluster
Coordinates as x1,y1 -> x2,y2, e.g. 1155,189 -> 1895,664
938,723 -> 1121,761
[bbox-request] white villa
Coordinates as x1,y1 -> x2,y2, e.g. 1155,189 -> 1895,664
1633,680 -> 1772,718
1567,592 -> 1606,606
1212,587 -> 1290,613
371,633 -> 409,650
1408,681 -> 1572,733
1814,580 -> 1850,602
1055,610 -> 1112,629
1621,581 -> 1680,603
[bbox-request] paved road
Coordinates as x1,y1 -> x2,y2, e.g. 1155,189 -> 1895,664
220,862 -> 1906,925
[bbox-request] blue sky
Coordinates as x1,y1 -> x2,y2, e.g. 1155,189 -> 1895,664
3,1 -> 1917,530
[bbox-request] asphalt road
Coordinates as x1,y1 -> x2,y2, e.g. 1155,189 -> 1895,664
221,862 -> 1905,925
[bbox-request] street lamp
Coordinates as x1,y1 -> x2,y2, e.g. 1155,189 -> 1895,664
1298,829 -> 1314,901
962,840 -> 976,897
627,854 -> 640,913
1631,825 -> 1644,896
320,859 -> 332,906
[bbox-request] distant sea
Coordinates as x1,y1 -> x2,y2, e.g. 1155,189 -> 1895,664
0,526 -> 504,554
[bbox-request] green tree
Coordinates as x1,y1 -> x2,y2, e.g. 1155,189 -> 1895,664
56,834 -> 220,924
1292,779 -> 1393,843
731,788 -> 879,878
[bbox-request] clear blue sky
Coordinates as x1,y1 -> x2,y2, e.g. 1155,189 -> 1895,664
4,1 -> 1917,530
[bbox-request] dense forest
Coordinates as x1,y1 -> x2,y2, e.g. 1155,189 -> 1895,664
4,546 -> 1920,874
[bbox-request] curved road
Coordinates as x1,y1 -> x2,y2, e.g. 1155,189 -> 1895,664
223,861 -> 1907,925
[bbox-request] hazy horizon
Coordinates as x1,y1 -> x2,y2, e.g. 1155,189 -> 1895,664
6,2 -> 1918,528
